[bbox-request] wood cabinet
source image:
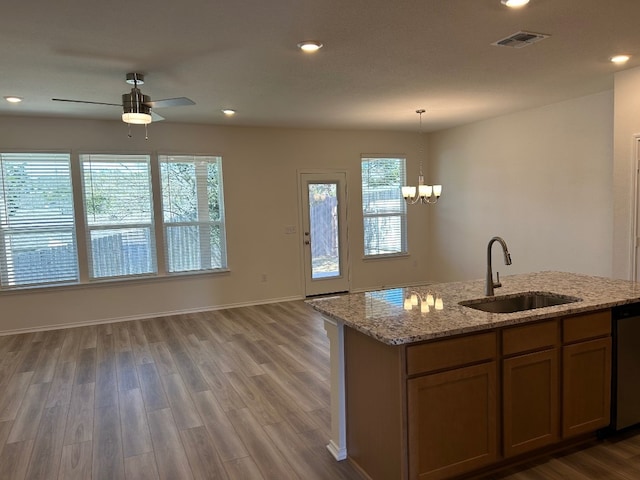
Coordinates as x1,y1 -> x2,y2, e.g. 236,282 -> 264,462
562,311 -> 612,437
407,334 -> 497,479
502,319 -> 560,458
500,312 -> 612,455
343,309 -> 612,480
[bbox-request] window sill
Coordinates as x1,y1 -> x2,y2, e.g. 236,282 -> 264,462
0,268 -> 231,296
362,253 -> 410,261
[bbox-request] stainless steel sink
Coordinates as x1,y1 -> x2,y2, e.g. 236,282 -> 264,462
459,292 -> 581,313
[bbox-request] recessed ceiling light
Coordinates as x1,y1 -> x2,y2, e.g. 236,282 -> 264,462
222,109 -> 236,116
297,41 -> 323,53
611,54 -> 631,64
4,96 -> 23,103
501,0 -> 530,7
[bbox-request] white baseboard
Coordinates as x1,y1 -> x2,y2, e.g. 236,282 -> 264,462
326,440 -> 347,461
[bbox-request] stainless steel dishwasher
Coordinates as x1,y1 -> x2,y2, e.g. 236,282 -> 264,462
611,302 -> 640,431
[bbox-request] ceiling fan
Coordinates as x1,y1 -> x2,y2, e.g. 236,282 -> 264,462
52,72 -> 195,125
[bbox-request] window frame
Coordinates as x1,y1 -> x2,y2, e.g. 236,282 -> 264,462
0,150 -> 230,292
158,154 -> 228,274
0,151 -> 79,289
80,153 -> 158,281
361,155 -> 408,258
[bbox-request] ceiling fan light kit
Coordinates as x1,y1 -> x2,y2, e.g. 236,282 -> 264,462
122,82 -> 153,125
122,112 -> 152,125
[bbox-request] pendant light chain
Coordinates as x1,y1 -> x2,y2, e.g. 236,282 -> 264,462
418,108 -> 425,177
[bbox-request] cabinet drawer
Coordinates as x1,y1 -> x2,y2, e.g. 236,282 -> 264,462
563,310 -> 611,344
407,332 -> 497,376
503,320 -> 558,356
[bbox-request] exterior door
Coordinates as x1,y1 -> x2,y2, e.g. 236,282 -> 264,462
300,172 -> 349,296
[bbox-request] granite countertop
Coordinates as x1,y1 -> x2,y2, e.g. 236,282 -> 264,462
306,271 -> 640,345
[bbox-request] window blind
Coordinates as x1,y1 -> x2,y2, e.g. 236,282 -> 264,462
80,154 -> 156,279
361,157 -> 408,256
159,155 -> 227,272
0,152 -> 78,288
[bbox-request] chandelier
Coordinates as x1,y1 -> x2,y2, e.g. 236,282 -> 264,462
401,109 -> 442,205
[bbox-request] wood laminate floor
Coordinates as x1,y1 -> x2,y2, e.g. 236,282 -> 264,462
483,427 -> 640,480
0,301 -> 363,479
1,300 -> 640,479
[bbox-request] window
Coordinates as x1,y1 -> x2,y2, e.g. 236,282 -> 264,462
0,153 -> 78,288
0,151 -> 227,290
81,154 -> 156,279
159,155 -> 227,272
361,156 -> 407,256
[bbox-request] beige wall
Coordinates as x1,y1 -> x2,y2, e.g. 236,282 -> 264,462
0,86 -> 624,332
613,66 -> 640,280
427,91 -> 614,282
0,116 -> 432,332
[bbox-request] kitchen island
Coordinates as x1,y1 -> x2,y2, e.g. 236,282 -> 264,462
308,271 -> 640,480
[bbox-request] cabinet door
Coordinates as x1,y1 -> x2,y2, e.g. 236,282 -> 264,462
503,349 -> 559,458
408,362 -> 497,480
562,337 -> 612,438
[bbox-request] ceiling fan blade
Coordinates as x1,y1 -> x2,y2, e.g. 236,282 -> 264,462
145,97 -> 195,108
52,98 -> 122,107
151,111 -> 165,122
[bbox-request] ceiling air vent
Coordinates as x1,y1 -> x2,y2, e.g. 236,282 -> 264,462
492,31 -> 549,48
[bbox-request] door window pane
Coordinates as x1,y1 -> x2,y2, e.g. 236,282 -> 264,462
309,183 -> 340,279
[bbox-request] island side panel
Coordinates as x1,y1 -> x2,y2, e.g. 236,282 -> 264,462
323,318 -> 347,460
345,326 -> 407,480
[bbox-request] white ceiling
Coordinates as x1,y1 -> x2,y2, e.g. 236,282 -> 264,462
2,0 -> 639,132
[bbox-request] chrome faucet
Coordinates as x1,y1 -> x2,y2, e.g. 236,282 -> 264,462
486,236 -> 512,296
